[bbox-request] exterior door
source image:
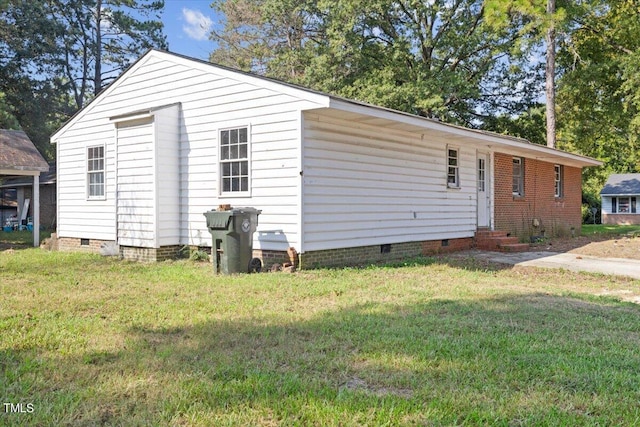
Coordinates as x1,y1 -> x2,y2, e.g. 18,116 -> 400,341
477,153 -> 490,228
115,117 -> 156,248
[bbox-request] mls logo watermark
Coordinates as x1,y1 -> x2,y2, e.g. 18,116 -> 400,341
3,403 -> 34,414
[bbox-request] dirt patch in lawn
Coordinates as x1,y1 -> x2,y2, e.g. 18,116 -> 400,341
533,233 -> 640,260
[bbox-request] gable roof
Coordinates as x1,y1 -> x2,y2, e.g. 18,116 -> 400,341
0,129 -> 49,175
51,49 -> 601,168
600,174 -> 640,195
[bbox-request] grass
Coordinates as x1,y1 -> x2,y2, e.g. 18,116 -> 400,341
582,224 -> 640,237
0,229 -> 51,247
1,249 -> 640,425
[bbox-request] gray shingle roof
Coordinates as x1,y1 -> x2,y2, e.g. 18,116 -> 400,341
0,129 -> 49,172
600,173 -> 640,195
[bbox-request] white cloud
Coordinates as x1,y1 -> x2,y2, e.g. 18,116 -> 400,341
182,8 -> 213,41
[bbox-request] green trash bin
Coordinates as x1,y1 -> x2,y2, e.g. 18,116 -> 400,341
203,207 -> 262,274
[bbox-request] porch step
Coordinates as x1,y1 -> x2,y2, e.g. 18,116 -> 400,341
475,229 -> 531,253
475,230 -> 508,239
498,243 -> 531,253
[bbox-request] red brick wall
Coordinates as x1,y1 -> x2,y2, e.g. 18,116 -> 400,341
602,213 -> 640,225
494,152 -> 582,240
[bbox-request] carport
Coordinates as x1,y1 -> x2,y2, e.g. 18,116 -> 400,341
0,129 -> 49,246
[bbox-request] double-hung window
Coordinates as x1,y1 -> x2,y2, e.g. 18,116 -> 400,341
220,127 -> 249,194
513,157 -> 524,196
87,145 -> 105,199
554,164 -> 563,198
447,147 -> 459,188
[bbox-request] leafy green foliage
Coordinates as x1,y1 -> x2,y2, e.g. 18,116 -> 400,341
0,0 -> 167,159
0,91 -> 20,130
211,0 -> 542,126
556,0 -> 640,201
209,0 -> 640,203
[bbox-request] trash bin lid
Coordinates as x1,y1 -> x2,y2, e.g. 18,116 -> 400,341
203,210 -> 234,229
231,207 -> 262,215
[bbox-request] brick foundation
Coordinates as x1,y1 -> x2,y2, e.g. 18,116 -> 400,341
57,237 -> 181,261
57,237 -> 474,268
253,249 -> 292,267
298,238 -> 473,269
120,245 -> 182,262
602,213 -> 640,225
57,237 -> 108,253
422,237 -> 474,255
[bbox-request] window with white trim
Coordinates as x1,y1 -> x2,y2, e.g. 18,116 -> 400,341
612,197 -> 636,213
87,145 -> 105,199
447,147 -> 459,188
220,127 -> 249,194
554,164 -> 563,198
512,157 -> 524,196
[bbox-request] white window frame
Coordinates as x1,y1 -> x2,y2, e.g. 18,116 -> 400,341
219,126 -> 250,197
478,157 -> 486,192
447,146 -> 460,188
87,145 -> 105,200
612,196 -> 636,214
554,164 -> 563,198
513,157 -> 524,196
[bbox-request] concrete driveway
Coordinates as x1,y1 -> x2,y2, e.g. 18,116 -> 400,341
464,250 -> 640,280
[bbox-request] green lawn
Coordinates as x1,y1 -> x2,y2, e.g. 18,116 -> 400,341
1,249 -> 640,426
582,224 -> 640,236
0,229 -> 51,247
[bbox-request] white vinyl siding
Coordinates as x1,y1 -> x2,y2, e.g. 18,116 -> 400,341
302,111 -> 477,252
153,105 -> 181,246
115,117 -> 155,247
53,51 -> 322,250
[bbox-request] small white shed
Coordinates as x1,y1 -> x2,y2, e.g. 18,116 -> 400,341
51,49 -> 600,266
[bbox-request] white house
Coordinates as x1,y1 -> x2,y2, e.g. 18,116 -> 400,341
51,50 -> 601,267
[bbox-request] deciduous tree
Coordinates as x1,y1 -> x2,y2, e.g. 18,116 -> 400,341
210,0 -> 541,126
556,0 -> 640,201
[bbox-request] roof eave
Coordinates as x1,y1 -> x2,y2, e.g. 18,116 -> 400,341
0,167 -> 47,175
326,98 -> 602,168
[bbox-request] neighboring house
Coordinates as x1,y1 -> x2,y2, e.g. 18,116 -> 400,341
0,162 -> 56,229
50,49 -> 601,266
600,174 -> 640,225
0,129 -> 50,246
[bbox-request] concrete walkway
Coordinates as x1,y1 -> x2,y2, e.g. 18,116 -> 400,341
464,250 -> 640,280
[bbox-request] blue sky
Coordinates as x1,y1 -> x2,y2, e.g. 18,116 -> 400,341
162,0 -> 219,60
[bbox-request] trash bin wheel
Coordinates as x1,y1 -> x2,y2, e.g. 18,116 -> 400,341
248,257 -> 262,273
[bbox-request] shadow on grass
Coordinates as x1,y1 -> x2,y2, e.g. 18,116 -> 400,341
0,230 -> 51,251
4,293 -> 640,425
382,254 -> 515,273
317,254 -> 515,274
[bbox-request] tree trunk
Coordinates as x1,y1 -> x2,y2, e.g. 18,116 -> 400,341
93,0 -> 102,97
545,0 -> 556,148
